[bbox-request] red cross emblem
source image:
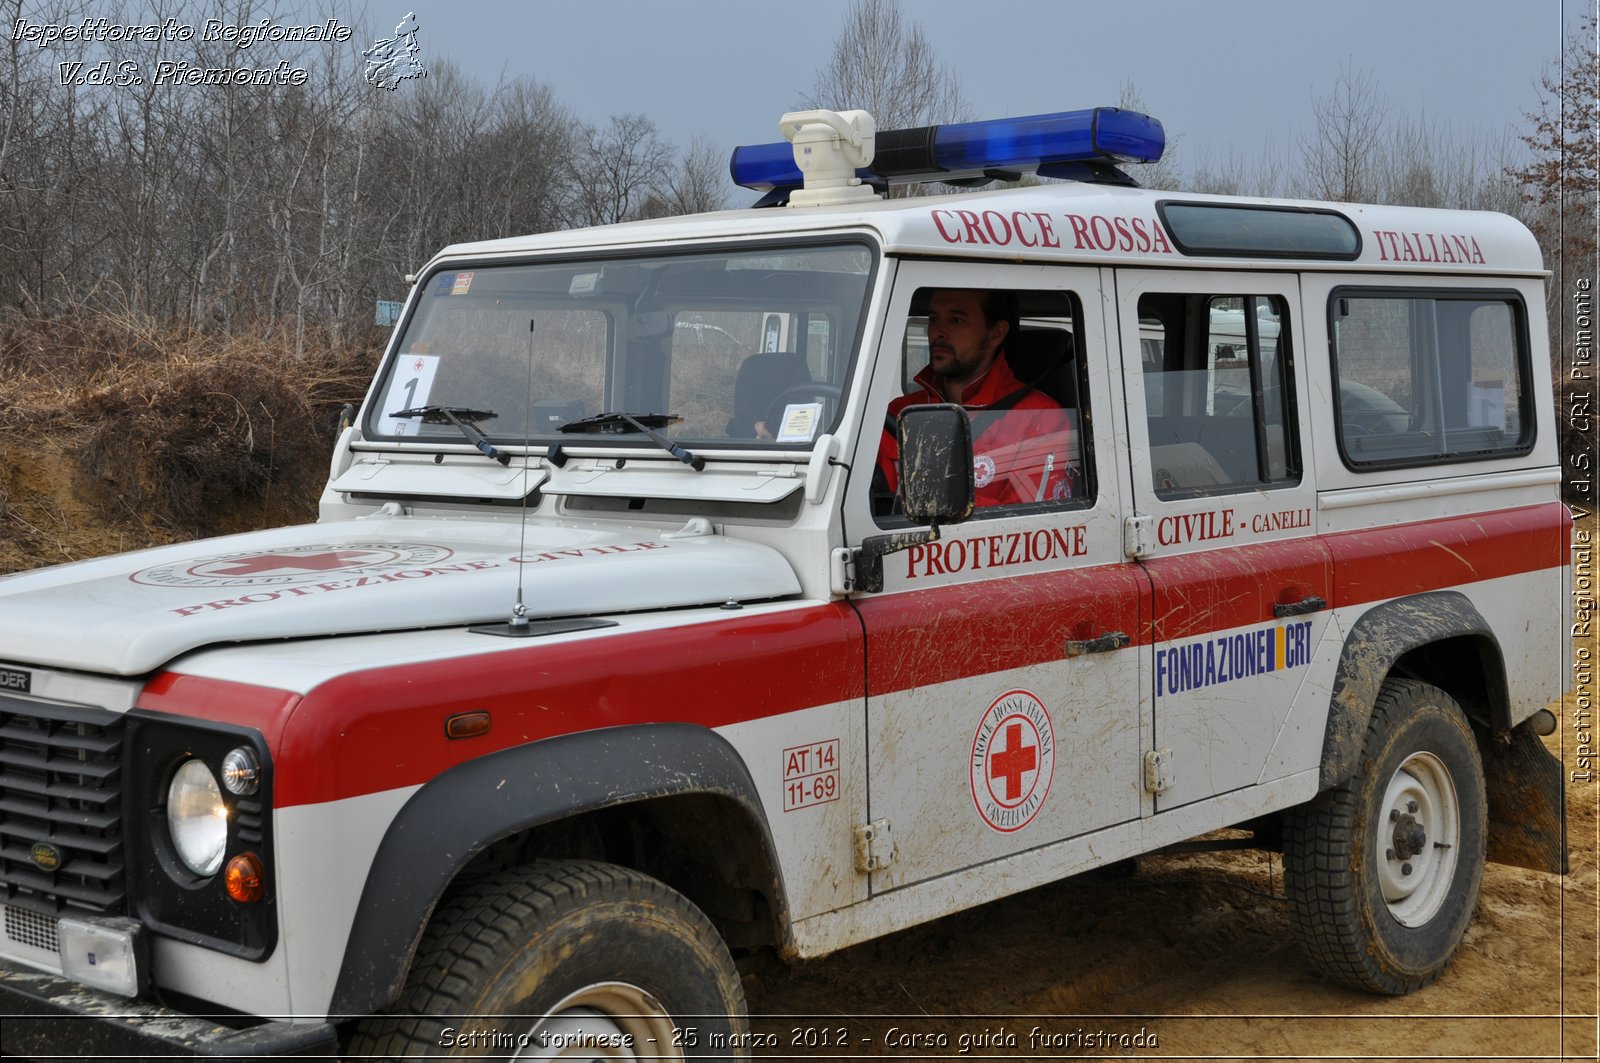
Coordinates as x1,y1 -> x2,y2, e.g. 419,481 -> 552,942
206,550 -> 383,577
970,691 -> 1056,833
988,721 -> 1038,802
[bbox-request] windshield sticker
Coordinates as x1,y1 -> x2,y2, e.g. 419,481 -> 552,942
774,402 -> 823,443
450,271 -> 474,295
432,272 -> 455,295
375,354 -> 440,435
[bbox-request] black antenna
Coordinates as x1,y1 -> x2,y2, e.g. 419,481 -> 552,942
471,316 -> 543,638
512,317 -> 535,626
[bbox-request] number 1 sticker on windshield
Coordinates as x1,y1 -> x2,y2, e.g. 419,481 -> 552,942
376,355 -> 440,435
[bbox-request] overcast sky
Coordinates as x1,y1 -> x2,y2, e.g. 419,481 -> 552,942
375,0 -> 1590,190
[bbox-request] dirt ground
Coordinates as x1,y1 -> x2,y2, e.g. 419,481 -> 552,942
745,708 -> 1598,1062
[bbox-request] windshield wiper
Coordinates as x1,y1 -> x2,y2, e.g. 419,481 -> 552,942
556,411 -> 704,471
390,405 -> 510,465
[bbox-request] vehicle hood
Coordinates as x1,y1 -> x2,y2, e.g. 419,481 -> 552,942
0,518 -> 800,676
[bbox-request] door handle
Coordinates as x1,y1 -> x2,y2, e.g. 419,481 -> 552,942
1273,595 -> 1326,618
1065,631 -> 1131,657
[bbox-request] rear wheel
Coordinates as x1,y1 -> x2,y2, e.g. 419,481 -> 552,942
346,860 -> 749,1060
1284,678 -> 1486,994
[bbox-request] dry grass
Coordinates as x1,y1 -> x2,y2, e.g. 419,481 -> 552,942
0,310 -> 374,571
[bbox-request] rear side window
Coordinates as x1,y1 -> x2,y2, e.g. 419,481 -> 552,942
1330,290 -> 1532,468
1140,292 -> 1299,497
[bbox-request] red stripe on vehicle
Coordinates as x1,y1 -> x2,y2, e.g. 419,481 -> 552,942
860,504 -> 1566,687
856,562 -> 1146,698
268,602 -> 865,807
138,673 -> 301,749
1144,537 -> 1331,643
136,503 -> 1567,808
1328,501 -> 1568,606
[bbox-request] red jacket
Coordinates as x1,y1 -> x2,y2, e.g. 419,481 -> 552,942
878,350 -> 1075,507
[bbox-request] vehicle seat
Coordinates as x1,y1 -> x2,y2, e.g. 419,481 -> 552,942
1006,328 -> 1077,409
726,351 -> 811,436
1149,442 -> 1232,492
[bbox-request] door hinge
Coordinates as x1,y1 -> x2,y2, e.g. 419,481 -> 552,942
1143,749 -> 1174,795
853,818 -> 895,872
1124,515 -> 1154,559
830,547 -> 856,595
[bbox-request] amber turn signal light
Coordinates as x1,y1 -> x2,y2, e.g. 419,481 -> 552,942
445,711 -> 492,739
225,852 -> 264,903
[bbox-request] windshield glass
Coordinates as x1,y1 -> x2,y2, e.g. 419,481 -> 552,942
368,241 -> 876,449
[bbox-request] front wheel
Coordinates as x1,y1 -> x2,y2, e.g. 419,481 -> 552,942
346,860 -> 749,1060
1284,678 -> 1486,994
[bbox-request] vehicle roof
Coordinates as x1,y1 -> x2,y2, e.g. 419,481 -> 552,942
428,181 -> 1545,277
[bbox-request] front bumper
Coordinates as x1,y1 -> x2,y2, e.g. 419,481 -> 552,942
0,958 -> 337,1059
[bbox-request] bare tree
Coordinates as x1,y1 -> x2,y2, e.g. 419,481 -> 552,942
1513,10 -> 1598,266
0,2 -> 728,342
804,0 -> 964,130
1188,145 -> 1257,197
575,113 -> 673,226
0,0 -> 103,312
1379,113 -> 1523,213
480,79 -> 578,237
640,136 -> 728,218
1510,1 -> 1597,461
1296,61 -> 1389,202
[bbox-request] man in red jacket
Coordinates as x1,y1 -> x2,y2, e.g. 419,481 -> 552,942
878,289 -> 1074,508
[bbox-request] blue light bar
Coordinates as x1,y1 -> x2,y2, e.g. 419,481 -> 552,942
729,107 -> 1164,192
729,140 -> 870,192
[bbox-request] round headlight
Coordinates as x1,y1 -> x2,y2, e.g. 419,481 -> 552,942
167,759 -> 228,876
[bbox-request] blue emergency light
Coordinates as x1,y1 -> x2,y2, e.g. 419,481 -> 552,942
729,107 -> 1164,192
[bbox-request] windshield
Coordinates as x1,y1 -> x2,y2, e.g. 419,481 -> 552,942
368,241 -> 877,450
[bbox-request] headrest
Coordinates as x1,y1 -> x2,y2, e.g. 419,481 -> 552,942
1006,328 -> 1070,379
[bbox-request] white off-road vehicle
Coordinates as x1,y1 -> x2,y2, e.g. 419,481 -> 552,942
0,106 -> 1569,1058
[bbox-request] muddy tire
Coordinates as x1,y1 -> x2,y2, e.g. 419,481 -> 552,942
346,860 -> 749,1060
1284,678 -> 1486,995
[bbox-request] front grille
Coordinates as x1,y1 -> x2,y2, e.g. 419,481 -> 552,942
0,695 -> 126,918
4,901 -> 58,951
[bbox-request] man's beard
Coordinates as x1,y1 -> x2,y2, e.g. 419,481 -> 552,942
930,345 -> 978,380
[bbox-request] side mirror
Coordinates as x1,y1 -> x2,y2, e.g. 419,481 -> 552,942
852,403 -> 974,593
898,404 -> 976,525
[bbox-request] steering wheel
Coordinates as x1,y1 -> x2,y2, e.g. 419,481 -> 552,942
762,383 -> 843,439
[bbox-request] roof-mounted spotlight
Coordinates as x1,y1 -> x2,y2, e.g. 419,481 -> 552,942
780,109 -> 878,207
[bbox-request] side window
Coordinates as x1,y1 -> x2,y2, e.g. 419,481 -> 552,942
1331,290 -> 1532,467
879,287 -> 1093,520
1140,292 -> 1298,496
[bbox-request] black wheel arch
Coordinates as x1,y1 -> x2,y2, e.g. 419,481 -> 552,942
1320,591 -> 1509,790
1319,590 -> 1565,875
327,722 -> 789,1019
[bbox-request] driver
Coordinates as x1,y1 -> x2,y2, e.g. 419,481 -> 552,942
878,288 -> 1074,507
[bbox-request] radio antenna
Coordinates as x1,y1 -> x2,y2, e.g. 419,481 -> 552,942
471,316 -> 540,638
512,317 -> 535,627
